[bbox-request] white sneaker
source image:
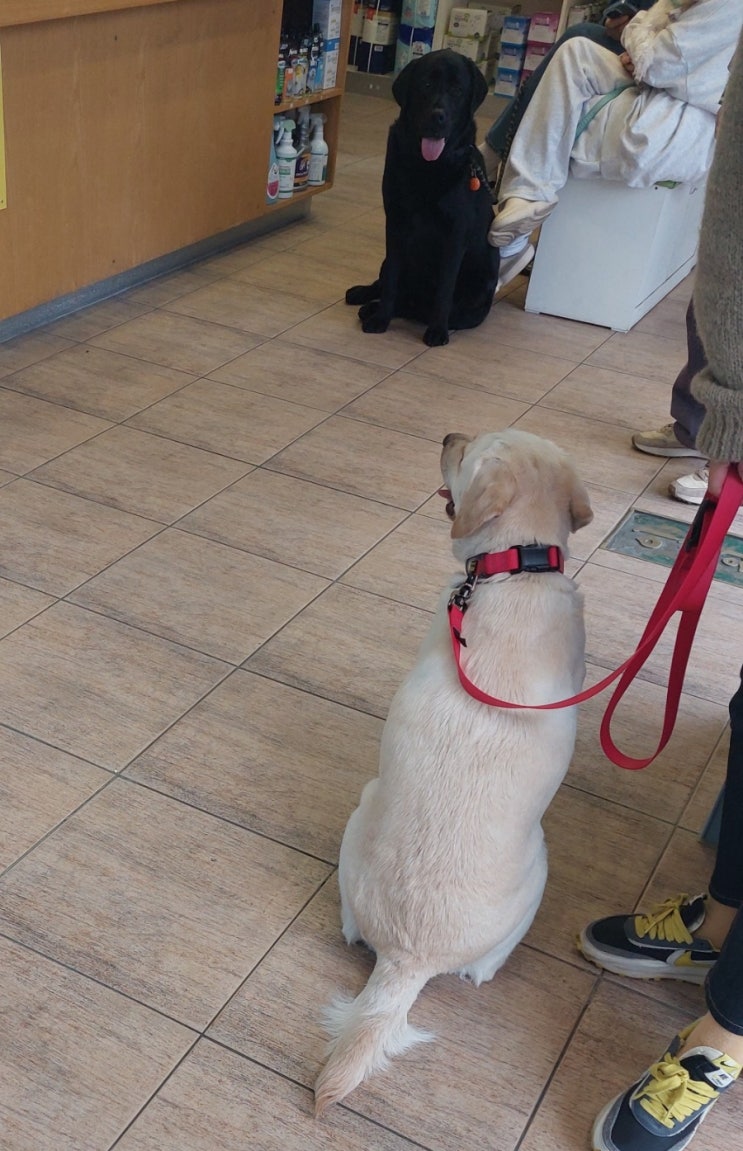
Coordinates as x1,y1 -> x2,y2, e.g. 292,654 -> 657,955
495,242 -> 535,290
489,197 -> 555,247
669,466 -> 709,505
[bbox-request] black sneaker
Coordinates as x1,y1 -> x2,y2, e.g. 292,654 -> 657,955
577,894 -> 719,983
592,1021 -> 741,1151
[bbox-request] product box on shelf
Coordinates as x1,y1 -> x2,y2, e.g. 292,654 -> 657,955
493,64 -> 522,96
448,7 -> 494,38
528,11 -> 560,43
348,0 -> 365,69
443,31 -> 492,61
401,0 -> 438,26
499,40 -> 526,67
523,40 -> 550,71
466,1 -> 522,35
313,0 -> 342,86
357,3 -> 400,75
396,21 -> 435,72
500,13 -> 531,45
566,3 -> 592,23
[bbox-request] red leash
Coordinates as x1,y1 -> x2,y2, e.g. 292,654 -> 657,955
447,467 -> 743,769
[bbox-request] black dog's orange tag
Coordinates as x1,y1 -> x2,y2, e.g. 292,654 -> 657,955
469,175 -> 481,191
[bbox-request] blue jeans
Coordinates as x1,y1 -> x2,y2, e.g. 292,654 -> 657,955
705,670 -> 743,1036
484,23 -> 624,157
670,299 -> 707,450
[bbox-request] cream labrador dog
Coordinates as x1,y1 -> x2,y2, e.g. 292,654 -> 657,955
315,429 -> 593,1116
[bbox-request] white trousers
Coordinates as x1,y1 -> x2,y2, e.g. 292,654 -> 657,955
500,39 -> 637,204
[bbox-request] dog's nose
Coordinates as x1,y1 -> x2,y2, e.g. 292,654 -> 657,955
430,108 -> 446,130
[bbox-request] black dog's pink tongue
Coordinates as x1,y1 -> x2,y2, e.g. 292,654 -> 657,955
421,137 -> 446,161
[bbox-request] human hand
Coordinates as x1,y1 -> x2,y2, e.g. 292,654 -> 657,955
619,52 -> 636,75
707,460 -> 743,498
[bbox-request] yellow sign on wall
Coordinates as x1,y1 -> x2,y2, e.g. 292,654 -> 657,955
0,42 -> 6,210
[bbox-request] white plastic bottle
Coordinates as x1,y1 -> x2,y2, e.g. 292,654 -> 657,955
308,113 -> 329,188
276,118 -> 297,199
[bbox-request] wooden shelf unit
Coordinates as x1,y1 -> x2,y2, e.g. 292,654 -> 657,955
0,0 -> 351,328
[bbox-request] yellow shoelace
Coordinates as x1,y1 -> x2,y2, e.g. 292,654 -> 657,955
634,894 -> 694,944
638,1056 -> 717,1128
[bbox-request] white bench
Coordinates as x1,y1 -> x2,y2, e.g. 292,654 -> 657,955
524,176 -> 707,332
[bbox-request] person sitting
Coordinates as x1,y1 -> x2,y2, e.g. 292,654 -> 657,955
488,0 -> 740,286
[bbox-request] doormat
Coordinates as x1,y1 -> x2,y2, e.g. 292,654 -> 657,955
602,509 -> 743,589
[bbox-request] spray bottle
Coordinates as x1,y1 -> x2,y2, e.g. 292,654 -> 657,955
276,118 -> 298,199
266,115 -> 281,204
293,105 -> 311,193
308,113 -> 329,187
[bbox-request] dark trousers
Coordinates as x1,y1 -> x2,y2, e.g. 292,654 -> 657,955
484,23 -> 624,157
671,299 -> 708,450
705,670 -> 743,1036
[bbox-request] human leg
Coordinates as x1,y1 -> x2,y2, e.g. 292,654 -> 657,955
489,38 -> 632,244
633,300 -> 708,458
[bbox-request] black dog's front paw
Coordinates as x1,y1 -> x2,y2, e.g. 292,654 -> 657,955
346,280 -> 381,306
423,323 -> 450,347
359,302 -> 391,334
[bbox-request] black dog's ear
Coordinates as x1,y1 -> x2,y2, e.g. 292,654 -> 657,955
392,55 -> 421,108
463,55 -> 489,116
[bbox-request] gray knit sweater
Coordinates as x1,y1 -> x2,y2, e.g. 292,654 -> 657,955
692,30 -> 743,460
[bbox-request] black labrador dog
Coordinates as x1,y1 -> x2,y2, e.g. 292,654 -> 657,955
346,49 -> 499,347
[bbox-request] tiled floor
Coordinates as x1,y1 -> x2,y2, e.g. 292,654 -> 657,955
1,93 -> 741,1150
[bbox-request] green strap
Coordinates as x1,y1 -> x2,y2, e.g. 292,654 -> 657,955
574,81 -> 635,142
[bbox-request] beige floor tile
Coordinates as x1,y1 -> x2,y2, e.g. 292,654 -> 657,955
518,979 -> 743,1151
540,363 -> 673,432
126,378 -> 325,464
0,936 -> 194,1151
680,728 -> 728,835
633,291 -> 691,341
0,577 -> 54,639
209,878 -> 595,1151
280,301 -> 425,370
568,482 -> 634,561
341,513 -> 457,611
45,296 -> 153,341
0,602 -> 227,769
127,669 -> 382,862
246,583 -> 432,718
526,786 -> 673,968
179,469 -> 405,579
90,310 -> 262,374
226,251 -> 358,306
0,728 -> 108,869
124,265 -> 225,306
69,529 -> 328,664
0,388 -> 111,473
0,331 -> 75,378
578,561 -> 742,705
0,779 -> 329,1028
115,1038 -> 418,1151
342,369 -> 529,442
163,278 -> 321,337
513,406 -> 665,493
266,414 -> 442,509
406,322 -> 576,404
0,469 -> 15,485
292,226 -> 384,272
2,343 -> 196,421
208,337 -> 389,411
0,479 -> 160,596
570,668 -> 728,822
585,329 -> 687,384
491,295 -> 611,360
31,425 -> 251,523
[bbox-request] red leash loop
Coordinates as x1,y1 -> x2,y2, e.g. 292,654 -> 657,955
447,467 -> 743,770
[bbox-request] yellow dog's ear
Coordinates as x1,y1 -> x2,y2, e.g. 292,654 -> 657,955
569,473 -> 593,532
451,460 -> 516,539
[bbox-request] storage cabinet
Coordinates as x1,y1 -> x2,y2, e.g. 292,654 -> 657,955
0,0 -> 351,331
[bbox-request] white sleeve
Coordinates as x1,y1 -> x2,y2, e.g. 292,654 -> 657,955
621,2 -> 686,90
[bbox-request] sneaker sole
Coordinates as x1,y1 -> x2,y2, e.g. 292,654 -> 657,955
577,929 -> 710,984
495,243 -> 535,292
670,487 -> 705,506
632,441 -> 706,459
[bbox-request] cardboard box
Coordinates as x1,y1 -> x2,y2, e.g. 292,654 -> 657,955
523,41 -> 551,71
499,40 -> 526,66
443,31 -> 492,61
528,11 -> 560,43
448,7 -> 492,38
500,13 -> 531,45
312,0 -> 343,41
493,64 -> 522,96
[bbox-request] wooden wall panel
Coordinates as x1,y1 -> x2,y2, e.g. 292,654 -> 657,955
0,0 -> 282,320
0,2 -> 187,31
